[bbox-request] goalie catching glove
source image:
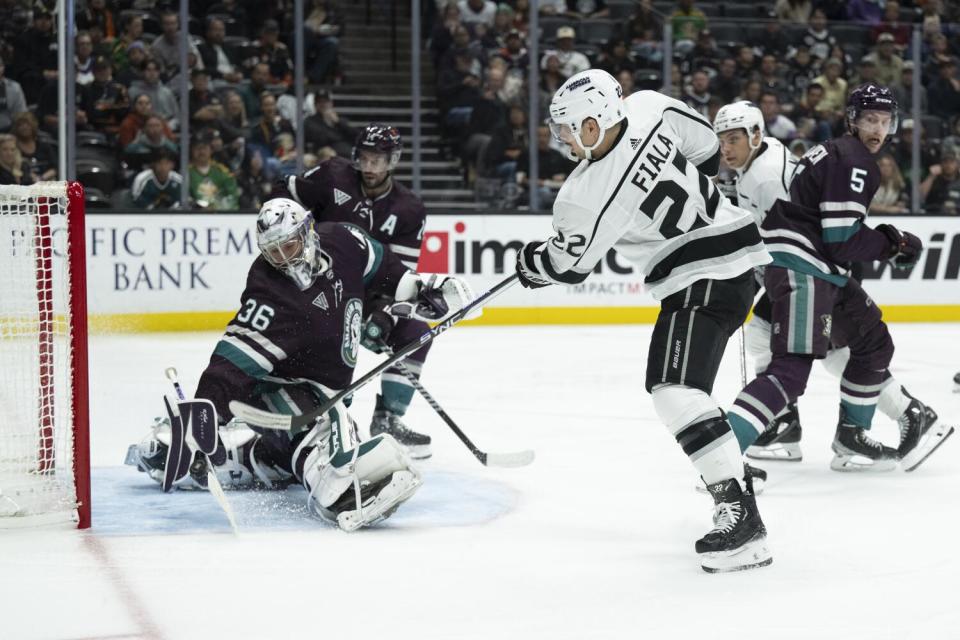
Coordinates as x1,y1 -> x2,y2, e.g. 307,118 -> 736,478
391,271 -> 479,322
876,223 -> 923,269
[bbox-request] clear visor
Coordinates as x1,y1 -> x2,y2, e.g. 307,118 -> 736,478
548,119 -> 575,145
855,109 -> 898,137
353,150 -> 391,173
260,235 -> 304,268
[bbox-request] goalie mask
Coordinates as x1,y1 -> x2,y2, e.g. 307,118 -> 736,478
256,198 -> 329,291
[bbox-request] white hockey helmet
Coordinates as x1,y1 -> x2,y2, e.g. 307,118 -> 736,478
548,69 -> 625,161
256,198 -> 328,291
713,101 -> 764,150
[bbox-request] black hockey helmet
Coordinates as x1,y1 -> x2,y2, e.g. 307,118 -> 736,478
351,123 -> 402,172
846,82 -> 899,136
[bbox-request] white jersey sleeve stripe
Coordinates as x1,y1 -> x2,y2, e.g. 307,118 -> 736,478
819,201 -> 867,214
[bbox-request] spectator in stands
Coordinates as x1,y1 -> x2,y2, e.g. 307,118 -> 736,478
215,90 -> 249,171
800,9 -> 836,62
751,13 -> 788,59
458,0 -> 496,27
759,54 -> 791,107
479,4 -> 514,49
76,31 -> 96,86
792,82 -> 834,141
893,61 -> 926,115
207,0 -> 249,38
76,0 -> 115,42
623,0 -> 663,56
497,29 -> 530,74
305,0 -> 344,85
740,79 -> 763,104
198,17 -> 243,84
188,68 -> 223,131
864,33 -> 904,87
0,133 -> 30,185
189,129 -> 239,210
921,150 -> 960,214
124,114 -> 179,160
511,0 -> 530,32
870,153 -> 909,213
249,92 -> 293,163
303,89 -> 355,158
786,43 -> 819,97
430,2 -> 462,66
540,52 -> 568,102
437,48 -> 483,131
249,20 -> 293,86
484,104 -> 527,180
811,57 -> 847,120
846,0 -> 884,26
538,0 -> 568,16
132,147 -> 183,210
131,60 -> 179,127
617,69 -> 636,96
827,43 -> 854,76
669,0 -> 707,44
0,56 -> 27,134
924,35 -> 957,86
928,60 -> 960,123
462,65 -> 508,179
597,38 -> 636,77
871,1 -> 910,47
710,57 -> 741,104
237,148 -> 272,210
517,124 -> 572,208
682,69 -> 711,118
83,57 -> 129,137
116,42 -> 149,88
564,0 -> 609,19
152,11 -> 201,78
12,113 -> 54,182
849,58 -> 879,88
686,28 -> 721,75
892,119 -> 940,181
760,91 -> 797,141
549,26 -> 591,78
119,94 -> 174,149
238,63 -> 269,122
12,5 -> 57,104
775,0 -> 812,24
734,45 -> 758,78
111,14 -> 144,75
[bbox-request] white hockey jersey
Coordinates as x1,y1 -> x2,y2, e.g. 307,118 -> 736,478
533,91 -> 772,300
733,136 -> 798,227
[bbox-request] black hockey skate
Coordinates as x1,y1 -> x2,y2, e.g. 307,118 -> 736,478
830,415 -> 898,472
746,402 -> 803,462
370,395 -> 432,459
953,371 -> 960,393
696,476 -> 772,573
697,462 -> 767,496
897,390 -> 955,472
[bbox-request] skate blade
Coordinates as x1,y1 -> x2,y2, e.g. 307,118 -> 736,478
337,470 -> 423,532
700,536 -> 773,573
829,454 -> 897,473
746,443 -> 803,462
902,424 -> 956,473
405,444 -> 432,460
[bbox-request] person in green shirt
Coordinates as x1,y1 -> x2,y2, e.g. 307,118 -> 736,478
132,147 -> 183,210
670,0 -> 707,42
189,129 -> 239,210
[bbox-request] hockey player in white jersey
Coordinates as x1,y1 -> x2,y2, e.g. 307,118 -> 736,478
516,69 -> 773,573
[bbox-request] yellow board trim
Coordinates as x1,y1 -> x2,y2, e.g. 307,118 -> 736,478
86,305 -> 960,333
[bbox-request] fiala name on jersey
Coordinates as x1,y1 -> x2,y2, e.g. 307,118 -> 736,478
630,134 -> 675,194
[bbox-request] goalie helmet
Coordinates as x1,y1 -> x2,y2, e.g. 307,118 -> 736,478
846,82 -> 899,137
256,198 -> 328,291
713,101 -> 764,150
351,123 -> 402,172
548,69 -> 625,161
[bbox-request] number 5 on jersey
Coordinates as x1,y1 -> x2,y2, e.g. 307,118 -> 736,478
850,168 -> 867,193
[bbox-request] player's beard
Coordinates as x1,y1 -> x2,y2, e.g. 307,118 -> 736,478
362,171 -> 391,192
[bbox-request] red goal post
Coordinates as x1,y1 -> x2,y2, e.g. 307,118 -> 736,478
0,181 -> 89,529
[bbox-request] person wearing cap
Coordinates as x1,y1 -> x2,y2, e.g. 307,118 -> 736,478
132,147 -> 183,210
188,68 -> 224,130
0,55 -> 27,134
189,129 -> 239,210
670,0 -> 707,43
250,19 -> 293,85
928,58 -> 960,123
82,56 -> 129,136
116,41 -> 149,87
110,13 -> 144,75
303,90 -> 356,158
811,57 -> 847,119
863,33 -> 904,87
544,26 -> 590,78
871,0 -> 910,47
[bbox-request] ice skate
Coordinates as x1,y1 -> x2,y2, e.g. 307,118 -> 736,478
830,417 -> 898,472
696,476 -> 772,573
897,393 -> 955,472
953,371 -> 960,393
370,395 -> 432,459
696,463 -> 766,495
746,402 -> 803,462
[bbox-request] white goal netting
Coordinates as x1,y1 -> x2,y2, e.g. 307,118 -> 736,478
0,182 -> 86,528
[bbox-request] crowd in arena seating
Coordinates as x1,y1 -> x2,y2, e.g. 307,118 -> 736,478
0,0 -> 350,210
428,0 -> 960,213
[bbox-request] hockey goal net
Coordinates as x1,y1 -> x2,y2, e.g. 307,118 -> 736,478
0,181 -> 89,529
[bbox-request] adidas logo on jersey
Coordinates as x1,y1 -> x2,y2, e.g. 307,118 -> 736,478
312,292 -> 329,311
630,138 -> 640,150
333,188 -> 352,206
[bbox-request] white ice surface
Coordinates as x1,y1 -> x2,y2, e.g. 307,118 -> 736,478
2,323 -> 959,640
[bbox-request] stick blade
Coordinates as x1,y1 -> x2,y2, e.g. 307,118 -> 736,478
228,401 -> 294,431
483,449 -> 535,468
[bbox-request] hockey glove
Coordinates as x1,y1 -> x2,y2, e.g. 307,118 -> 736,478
516,241 -> 552,289
361,307 -> 396,353
393,272 -> 478,322
876,223 -> 923,269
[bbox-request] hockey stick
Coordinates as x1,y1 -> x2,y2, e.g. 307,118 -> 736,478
737,325 -> 747,388
165,367 -> 239,534
230,273 -> 519,431
378,341 -> 534,468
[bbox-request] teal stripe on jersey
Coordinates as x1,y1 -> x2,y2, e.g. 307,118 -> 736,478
728,411 -> 761,453
792,274 -> 811,354
841,399 -> 878,429
770,251 -> 848,286
381,378 -> 415,416
363,236 -> 385,286
214,340 -> 269,378
822,221 -> 861,243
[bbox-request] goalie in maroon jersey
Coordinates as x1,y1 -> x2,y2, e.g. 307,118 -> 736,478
126,198 -> 476,530
275,123 -> 435,459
